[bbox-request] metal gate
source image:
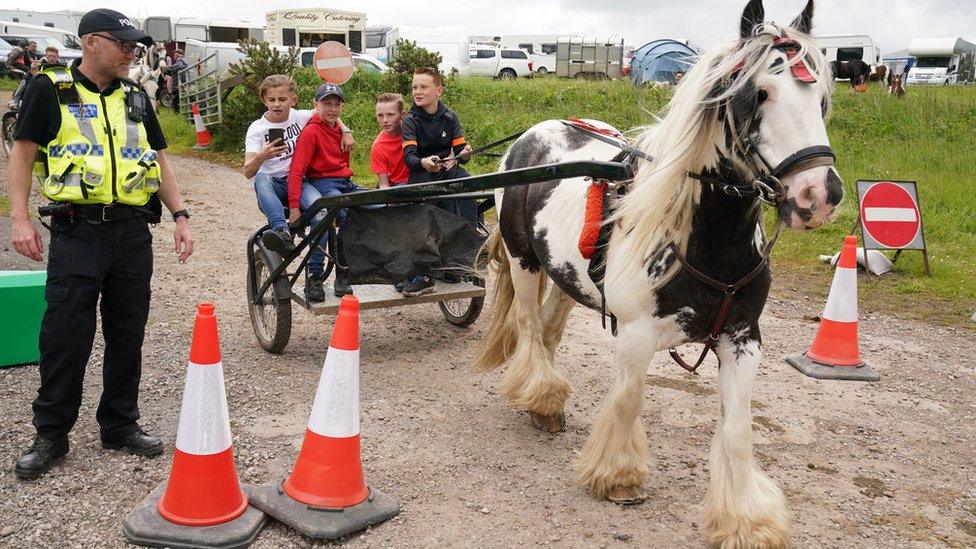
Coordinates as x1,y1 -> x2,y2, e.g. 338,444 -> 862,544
177,52 -> 222,126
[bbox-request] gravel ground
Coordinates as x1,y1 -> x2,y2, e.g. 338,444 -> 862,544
1,111 -> 975,547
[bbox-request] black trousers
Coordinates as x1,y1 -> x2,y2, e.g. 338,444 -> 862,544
33,214 -> 153,441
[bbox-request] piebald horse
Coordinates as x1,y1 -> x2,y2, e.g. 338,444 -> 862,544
128,42 -> 167,112
475,0 -> 842,546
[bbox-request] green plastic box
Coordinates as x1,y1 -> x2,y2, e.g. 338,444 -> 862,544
0,270 -> 47,368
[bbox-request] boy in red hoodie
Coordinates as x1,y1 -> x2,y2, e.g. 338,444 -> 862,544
287,83 -> 358,301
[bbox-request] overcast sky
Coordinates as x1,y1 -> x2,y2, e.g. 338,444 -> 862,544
34,0 -> 976,53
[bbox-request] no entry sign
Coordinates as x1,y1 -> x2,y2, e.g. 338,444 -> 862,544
313,41 -> 354,84
856,180 -> 929,274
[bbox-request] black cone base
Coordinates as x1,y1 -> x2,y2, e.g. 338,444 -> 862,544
122,482 -> 267,549
249,481 -> 399,540
786,353 -> 880,382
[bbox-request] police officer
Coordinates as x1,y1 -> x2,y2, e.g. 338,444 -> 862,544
7,8 -> 195,479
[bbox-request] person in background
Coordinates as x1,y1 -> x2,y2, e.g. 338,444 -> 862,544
43,46 -> 60,65
166,49 -> 188,111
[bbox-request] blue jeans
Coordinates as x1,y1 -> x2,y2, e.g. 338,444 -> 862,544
301,178 -> 361,277
253,173 -> 290,232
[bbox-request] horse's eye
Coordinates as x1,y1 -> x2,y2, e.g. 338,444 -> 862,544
757,89 -> 769,104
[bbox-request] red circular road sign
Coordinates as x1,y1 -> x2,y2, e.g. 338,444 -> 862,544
860,181 -> 921,249
313,41 -> 354,84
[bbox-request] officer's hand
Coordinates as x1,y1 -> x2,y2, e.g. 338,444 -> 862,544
340,131 -> 356,153
173,218 -> 194,264
12,216 -> 44,261
261,138 -> 286,161
421,156 -> 441,172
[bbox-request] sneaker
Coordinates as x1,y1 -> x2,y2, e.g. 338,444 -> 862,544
261,228 -> 294,255
439,272 -> 462,284
305,273 -> 326,302
402,275 -> 435,297
394,278 -> 408,293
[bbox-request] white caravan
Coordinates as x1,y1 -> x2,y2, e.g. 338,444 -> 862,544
0,20 -> 82,52
498,34 -> 573,74
906,37 -> 976,85
365,25 -> 392,62
815,34 -> 880,65
0,9 -> 85,32
385,26 -> 470,74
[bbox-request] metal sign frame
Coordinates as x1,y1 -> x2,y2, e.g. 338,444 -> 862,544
854,179 -> 930,275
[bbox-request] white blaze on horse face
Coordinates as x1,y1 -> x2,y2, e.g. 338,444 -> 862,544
755,53 -> 840,230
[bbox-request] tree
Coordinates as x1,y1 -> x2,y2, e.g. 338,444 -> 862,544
381,39 -> 443,96
217,40 -> 299,150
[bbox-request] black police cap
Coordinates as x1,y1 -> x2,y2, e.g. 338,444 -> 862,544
78,9 -> 154,46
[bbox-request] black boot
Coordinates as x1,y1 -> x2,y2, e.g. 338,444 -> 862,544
15,435 -> 69,480
305,273 -> 326,302
261,228 -> 294,255
102,429 -> 163,457
333,267 -> 353,297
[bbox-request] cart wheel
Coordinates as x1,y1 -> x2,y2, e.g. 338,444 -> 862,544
438,277 -> 485,327
248,250 -> 292,353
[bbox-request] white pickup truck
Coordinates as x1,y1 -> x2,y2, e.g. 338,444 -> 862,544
468,45 -> 533,78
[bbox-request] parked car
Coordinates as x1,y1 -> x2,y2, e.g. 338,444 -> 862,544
468,46 -> 533,78
298,49 -> 389,73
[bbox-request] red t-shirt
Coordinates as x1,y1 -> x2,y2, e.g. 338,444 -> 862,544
370,131 -> 409,186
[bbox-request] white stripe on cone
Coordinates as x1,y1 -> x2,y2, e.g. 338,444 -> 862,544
821,265 -> 858,323
175,362 -> 233,455
864,207 -> 917,223
307,347 -> 360,438
193,112 -> 207,133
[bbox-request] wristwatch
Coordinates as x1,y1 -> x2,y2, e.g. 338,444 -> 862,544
172,209 -> 190,222
341,128 -> 353,134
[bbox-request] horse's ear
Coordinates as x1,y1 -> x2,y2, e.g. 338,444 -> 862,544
740,0 -> 765,39
790,0 -> 815,34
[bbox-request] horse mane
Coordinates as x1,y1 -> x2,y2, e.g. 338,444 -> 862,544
609,23 -> 832,292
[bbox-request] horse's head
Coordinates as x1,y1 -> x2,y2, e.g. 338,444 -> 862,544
700,0 -> 843,231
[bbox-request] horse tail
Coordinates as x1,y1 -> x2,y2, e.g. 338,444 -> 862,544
473,227 -> 519,372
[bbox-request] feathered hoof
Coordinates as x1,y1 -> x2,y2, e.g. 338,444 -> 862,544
530,412 -> 566,433
607,485 -> 647,506
705,522 -> 790,549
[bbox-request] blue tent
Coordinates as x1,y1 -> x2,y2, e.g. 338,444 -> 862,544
630,39 -> 698,86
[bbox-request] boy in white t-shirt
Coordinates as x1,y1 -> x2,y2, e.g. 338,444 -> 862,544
243,74 -> 354,253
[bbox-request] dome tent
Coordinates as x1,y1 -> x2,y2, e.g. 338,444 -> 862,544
630,39 -> 698,86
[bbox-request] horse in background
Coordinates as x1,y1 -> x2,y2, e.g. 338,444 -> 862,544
888,73 -> 907,98
869,63 -> 888,82
831,59 -> 871,90
475,0 -> 842,546
128,42 -> 168,112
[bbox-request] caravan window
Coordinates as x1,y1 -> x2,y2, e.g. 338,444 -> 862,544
541,43 -> 557,55
837,47 -> 863,62
915,56 -> 950,68
518,43 -> 534,54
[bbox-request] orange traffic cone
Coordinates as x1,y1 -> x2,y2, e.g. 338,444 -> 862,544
250,295 -> 399,540
786,236 -> 880,381
123,303 -> 266,548
191,102 -> 212,150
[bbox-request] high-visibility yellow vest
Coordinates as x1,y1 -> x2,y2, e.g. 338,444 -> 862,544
33,65 -> 160,206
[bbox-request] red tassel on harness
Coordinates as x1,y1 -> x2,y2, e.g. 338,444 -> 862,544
579,181 -> 608,259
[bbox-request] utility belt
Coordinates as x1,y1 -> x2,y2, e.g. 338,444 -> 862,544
39,201 -> 159,224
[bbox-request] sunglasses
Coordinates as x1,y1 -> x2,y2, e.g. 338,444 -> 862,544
93,34 -> 141,54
